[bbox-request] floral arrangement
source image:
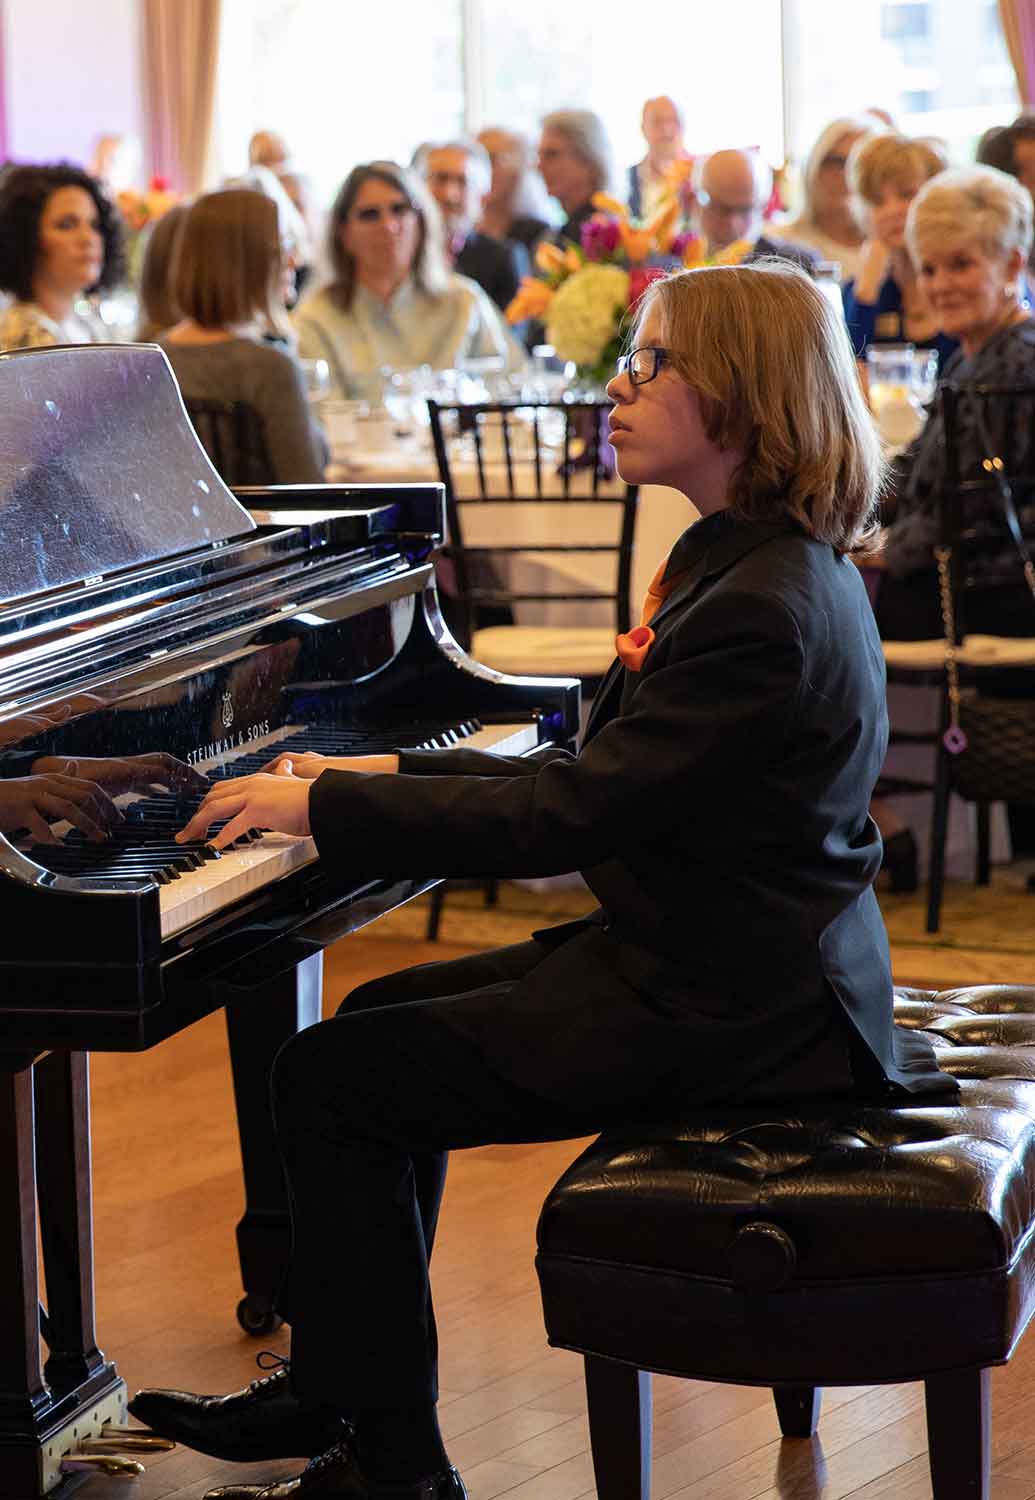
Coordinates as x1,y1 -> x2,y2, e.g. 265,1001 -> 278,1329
116,176 -> 181,285
115,175 -> 179,234
506,181 -> 753,388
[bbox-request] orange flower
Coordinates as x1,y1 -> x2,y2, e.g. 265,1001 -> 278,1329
505,276 -> 555,324
681,235 -> 706,269
664,157 -> 695,190
563,245 -> 583,273
534,241 -> 567,275
645,197 -> 681,254
619,223 -> 653,262
591,191 -> 629,221
713,238 -> 754,266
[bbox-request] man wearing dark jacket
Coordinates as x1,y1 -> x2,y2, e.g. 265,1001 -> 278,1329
416,139 -> 527,312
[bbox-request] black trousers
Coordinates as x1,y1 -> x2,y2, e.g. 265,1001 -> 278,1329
272,936 -> 854,1411
271,938 -> 650,1410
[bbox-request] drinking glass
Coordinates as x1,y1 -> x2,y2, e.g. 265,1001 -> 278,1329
866,344 -> 926,449
300,357 -> 330,407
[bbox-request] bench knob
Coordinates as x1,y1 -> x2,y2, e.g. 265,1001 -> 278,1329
730,1221 -> 797,1292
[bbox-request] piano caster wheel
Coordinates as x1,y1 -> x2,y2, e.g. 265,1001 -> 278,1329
236,1295 -> 283,1338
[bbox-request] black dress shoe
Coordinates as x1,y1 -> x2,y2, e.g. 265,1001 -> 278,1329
204,1436 -> 467,1499
128,1357 -> 348,1462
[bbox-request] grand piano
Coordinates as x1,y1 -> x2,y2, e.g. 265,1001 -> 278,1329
0,344 -> 579,1496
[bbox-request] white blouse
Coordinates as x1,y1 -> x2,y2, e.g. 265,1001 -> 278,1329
0,300 -> 107,351
292,274 -> 525,402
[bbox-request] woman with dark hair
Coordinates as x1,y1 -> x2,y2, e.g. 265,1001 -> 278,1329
0,162 -> 124,349
292,160 -> 523,402
130,262 -> 950,1500
159,188 -> 324,485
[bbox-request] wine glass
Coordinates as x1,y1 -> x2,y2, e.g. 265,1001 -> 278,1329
300,357 -> 331,409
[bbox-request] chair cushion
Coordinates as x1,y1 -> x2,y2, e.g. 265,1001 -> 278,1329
883,635 -> 1035,669
536,985 -> 1035,1383
472,624 -> 616,676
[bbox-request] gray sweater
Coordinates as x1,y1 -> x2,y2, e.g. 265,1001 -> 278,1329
159,336 -> 326,484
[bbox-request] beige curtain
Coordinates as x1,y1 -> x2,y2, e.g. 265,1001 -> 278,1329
999,0 -> 1035,109
141,0 -> 222,193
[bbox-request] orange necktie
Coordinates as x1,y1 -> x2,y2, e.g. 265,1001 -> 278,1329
615,555 -> 690,671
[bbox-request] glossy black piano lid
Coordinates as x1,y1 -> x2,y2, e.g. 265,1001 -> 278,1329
0,343 -> 254,606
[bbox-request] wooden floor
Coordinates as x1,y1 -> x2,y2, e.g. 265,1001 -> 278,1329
70,930 -> 1035,1500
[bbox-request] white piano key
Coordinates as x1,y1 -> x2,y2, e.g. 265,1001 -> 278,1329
158,721 -> 542,939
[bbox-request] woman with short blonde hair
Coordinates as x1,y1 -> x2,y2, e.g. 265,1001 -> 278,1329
293,160 -> 523,401
842,131 -> 955,367
159,188 -> 324,485
872,164 -> 1035,882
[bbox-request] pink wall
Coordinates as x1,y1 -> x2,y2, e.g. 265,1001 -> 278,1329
2,0 -> 144,169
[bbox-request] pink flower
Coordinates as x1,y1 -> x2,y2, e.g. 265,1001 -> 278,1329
581,215 -> 621,261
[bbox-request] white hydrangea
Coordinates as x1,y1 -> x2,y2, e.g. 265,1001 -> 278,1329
545,264 -> 630,369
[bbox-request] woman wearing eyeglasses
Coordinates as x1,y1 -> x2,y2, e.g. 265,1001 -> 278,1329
769,115 -> 885,282
292,160 -> 524,403
129,262 -> 951,1500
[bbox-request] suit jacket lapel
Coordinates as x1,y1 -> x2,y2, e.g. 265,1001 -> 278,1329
584,520 -> 800,744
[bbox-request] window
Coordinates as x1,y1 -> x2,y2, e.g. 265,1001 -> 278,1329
783,0 -> 1017,167
215,0 -> 465,206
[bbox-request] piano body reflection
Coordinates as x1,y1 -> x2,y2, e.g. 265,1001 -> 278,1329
0,344 -> 578,1496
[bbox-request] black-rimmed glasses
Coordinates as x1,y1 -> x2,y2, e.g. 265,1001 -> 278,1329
616,346 -> 671,386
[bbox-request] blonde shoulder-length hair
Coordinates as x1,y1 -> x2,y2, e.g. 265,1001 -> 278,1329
641,262 -> 884,553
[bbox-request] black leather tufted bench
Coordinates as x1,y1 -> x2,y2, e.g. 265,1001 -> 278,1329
536,985 -> 1035,1500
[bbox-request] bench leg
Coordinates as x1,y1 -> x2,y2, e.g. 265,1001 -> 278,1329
925,1367 -> 990,1500
773,1385 -> 821,1437
583,1355 -> 652,1500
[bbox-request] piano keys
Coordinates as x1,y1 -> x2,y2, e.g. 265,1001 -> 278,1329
0,343 -> 579,1496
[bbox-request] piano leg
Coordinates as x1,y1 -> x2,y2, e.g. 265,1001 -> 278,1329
221,952 -> 323,1337
0,1060 -> 125,1497
34,1053 -> 107,1391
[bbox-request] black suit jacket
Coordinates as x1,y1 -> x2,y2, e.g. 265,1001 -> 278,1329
310,515 -> 950,1106
454,231 -> 528,312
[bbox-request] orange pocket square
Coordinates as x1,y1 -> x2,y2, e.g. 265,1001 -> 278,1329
615,623 -> 655,671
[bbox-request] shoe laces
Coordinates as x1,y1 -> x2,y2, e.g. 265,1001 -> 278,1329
249,1350 -> 290,1393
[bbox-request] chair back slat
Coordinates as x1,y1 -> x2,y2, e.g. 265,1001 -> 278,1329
183,397 -> 273,489
425,397 -> 638,655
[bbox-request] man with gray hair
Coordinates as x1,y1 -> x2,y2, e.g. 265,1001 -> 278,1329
697,148 -> 816,272
414,138 -> 527,311
538,109 -> 613,247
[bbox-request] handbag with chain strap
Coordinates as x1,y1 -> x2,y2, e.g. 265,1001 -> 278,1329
935,393 -> 1035,805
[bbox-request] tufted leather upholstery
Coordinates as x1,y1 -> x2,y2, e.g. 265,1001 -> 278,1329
537,986 -> 1035,1390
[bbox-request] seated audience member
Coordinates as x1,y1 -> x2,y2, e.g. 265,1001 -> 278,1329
770,114 -> 885,280
842,132 -> 955,366
414,138 -> 528,311
627,94 -> 688,219
135,202 -> 188,341
160,189 -> 325,485
129,259 -> 951,1500
696,149 -> 816,270
871,165 -> 1035,876
978,114 -> 1035,270
292,160 -> 524,403
225,163 -> 311,305
249,128 -> 320,253
0,163 -> 124,349
537,109 -> 613,246
476,127 -> 552,253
